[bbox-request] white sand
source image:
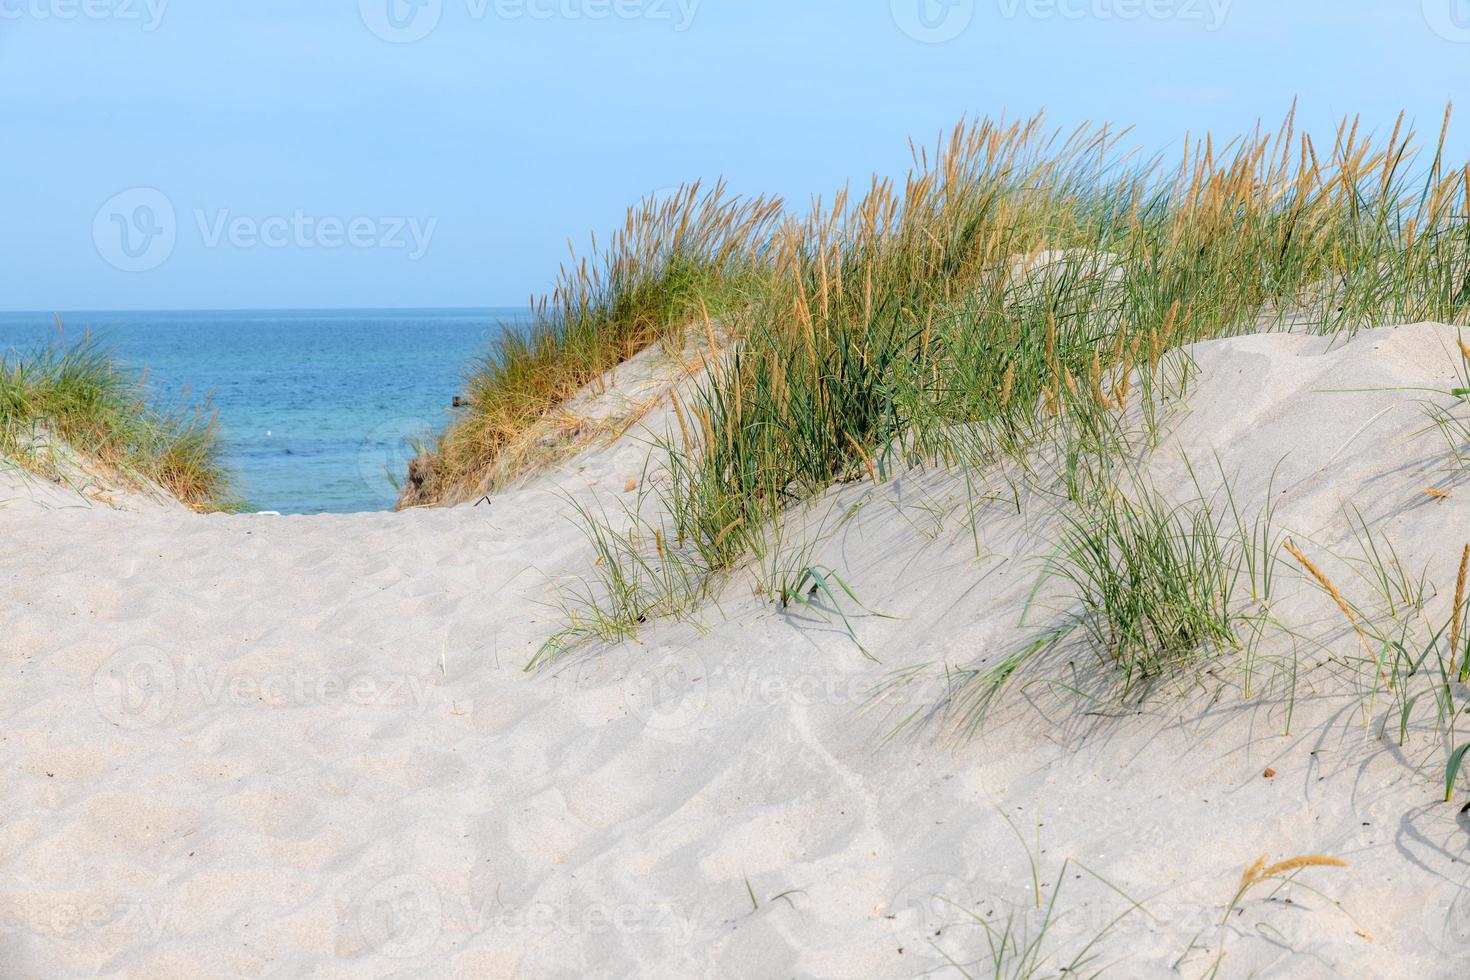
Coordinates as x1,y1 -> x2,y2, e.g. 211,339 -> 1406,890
6,323 -> 1470,978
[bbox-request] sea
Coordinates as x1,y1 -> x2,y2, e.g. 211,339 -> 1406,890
0,309 -> 528,515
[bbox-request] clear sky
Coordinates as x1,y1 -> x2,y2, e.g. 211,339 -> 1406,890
1,1 -> 1464,311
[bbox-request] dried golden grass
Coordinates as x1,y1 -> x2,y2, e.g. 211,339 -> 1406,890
1451,543 -> 1470,677
1283,539 -> 1391,691
1225,852 -> 1349,926
1240,854 -> 1349,888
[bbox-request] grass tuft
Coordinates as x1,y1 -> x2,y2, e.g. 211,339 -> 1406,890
0,334 -> 230,510
407,181 -> 781,504
1056,485 -> 1244,688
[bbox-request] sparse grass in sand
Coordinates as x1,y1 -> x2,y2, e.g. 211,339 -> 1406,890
531,472 -> 713,667
941,860 -> 1134,980
1055,484 -> 1246,689
1223,854 -> 1349,927
0,334 -> 230,510
902,463 -> 1285,739
917,823 -> 1351,978
1417,335 -> 1470,480
932,819 -> 1147,979
1164,852 -> 1356,976
1279,517 -> 1470,806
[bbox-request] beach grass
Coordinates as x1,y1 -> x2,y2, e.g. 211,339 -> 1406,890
660,107 -> 1470,580
0,334 -> 230,510
935,819 -> 1147,979
531,477 -> 713,667
1054,484 -> 1245,688
1286,519 -> 1470,804
406,181 -> 782,504
432,106 -> 1470,679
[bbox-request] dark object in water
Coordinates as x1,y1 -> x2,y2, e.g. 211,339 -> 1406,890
452,395 -> 472,408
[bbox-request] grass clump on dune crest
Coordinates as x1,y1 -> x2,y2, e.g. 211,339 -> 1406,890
665,106 -> 1470,576
504,105 -> 1470,666
0,335 -> 230,510
406,181 -> 782,504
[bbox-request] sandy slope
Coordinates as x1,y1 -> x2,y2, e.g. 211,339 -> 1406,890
0,439 -> 188,518
5,323 -> 1470,978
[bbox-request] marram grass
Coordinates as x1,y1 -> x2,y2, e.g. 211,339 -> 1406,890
406,180 -> 782,504
430,106 -> 1470,676
1055,484 -> 1244,688
662,106 -> 1470,577
0,334 -> 230,511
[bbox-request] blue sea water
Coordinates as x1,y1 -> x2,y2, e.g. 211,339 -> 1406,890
0,309 -> 527,515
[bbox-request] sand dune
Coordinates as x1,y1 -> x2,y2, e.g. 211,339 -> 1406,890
6,323 -> 1470,978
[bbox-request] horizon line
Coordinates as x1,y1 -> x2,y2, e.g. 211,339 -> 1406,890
0,305 -> 535,316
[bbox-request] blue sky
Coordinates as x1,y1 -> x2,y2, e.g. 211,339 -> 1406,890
1,1 -> 1465,310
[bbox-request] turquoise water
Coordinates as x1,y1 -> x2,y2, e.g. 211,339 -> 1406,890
0,309 -> 527,514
